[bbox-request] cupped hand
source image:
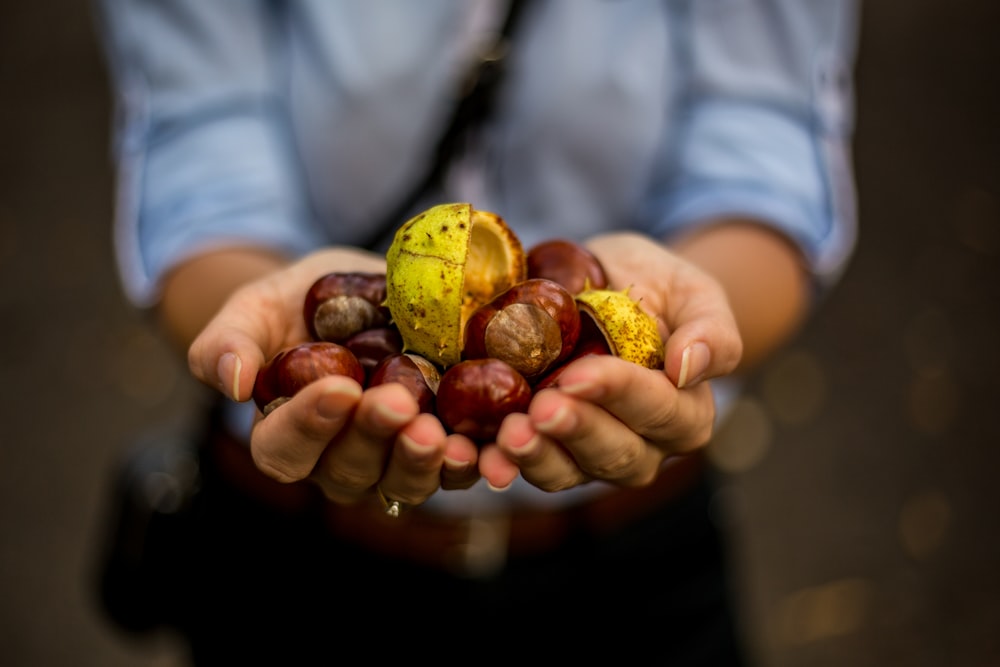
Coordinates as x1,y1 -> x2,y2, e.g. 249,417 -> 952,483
187,246 -> 481,506
480,232 -> 743,491
250,377 -> 480,505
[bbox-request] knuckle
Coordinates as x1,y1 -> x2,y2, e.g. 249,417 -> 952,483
538,472 -> 587,493
675,420 -> 714,454
644,403 -> 679,433
319,463 -> 377,493
252,450 -> 309,484
622,466 -> 661,489
529,472 -> 589,493
586,444 -> 644,481
727,331 -> 745,372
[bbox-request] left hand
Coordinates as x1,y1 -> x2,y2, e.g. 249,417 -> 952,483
479,232 -> 743,491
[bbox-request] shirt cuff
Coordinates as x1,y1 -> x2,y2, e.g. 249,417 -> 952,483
114,100 -> 322,307
652,100 -> 857,288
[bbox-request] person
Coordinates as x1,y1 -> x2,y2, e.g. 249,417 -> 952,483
93,1 -> 860,664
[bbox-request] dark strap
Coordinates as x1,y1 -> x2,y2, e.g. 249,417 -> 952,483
370,0 -> 529,241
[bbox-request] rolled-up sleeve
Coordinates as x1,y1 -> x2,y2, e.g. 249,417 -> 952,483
96,0 -> 323,307
649,0 -> 860,289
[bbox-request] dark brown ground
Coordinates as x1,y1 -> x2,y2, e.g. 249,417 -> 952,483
2,2 -> 998,665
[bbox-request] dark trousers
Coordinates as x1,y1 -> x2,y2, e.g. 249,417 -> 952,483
98,423 -> 749,665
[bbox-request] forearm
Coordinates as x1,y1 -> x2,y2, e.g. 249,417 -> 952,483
159,219 -> 808,382
158,247 -> 292,357
670,220 -> 811,375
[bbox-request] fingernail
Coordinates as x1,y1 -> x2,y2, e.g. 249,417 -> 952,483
374,401 -> 413,428
534,404 -> 573,432
400,433 -> 436,458
509,433 -> 539,453
677,342 -> 710,389
444,457 -> 472,474
316,381 -> 362,419
556,378 -> 596,397
217,353 -> 242,401
488,481 -> 512,493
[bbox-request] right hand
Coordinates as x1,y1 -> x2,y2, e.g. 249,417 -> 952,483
187,247 -> 481,507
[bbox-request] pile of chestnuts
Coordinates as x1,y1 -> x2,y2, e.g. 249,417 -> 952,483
252,237 -> 622,444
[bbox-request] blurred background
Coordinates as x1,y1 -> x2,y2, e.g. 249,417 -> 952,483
1,1 -> 998,665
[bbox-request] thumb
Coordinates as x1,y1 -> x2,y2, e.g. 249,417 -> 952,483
189,327 -> 268,403
662,289 -> 743,389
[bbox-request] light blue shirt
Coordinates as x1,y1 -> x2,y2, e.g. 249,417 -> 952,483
97,0 -> 859,307
96,0 -> 861,511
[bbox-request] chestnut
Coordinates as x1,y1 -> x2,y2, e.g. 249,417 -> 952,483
532,322 -> 612,391
252,341 -> 365,416
303,271 -> 390,342
526,239 -> 609,295
462,278 -> 581,380
343,326 -> 404,382
574,306 -> 613,355
367,353 -> 440,414
435,358 -> 532,444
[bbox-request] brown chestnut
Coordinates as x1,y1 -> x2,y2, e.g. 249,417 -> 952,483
532,319 -> 612,391
462,278 -> 581,380
367,353 -> 440,414
343,326 -> 404,382
252,341 -> 365,416
435,358 -> 532,444
526,239 -> 609,295
303,271 -> 390,342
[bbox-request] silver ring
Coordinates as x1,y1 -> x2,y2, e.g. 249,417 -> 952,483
375,485 -> 403,519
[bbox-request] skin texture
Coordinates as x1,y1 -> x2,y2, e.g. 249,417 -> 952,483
174,218 -> 808,505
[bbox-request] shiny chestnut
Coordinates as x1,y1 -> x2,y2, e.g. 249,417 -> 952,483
303,271 -> 390,342
252,341 -> 365,416
367,353 -> 440,414
526,239 -> 609,295
462,278 -> 581,380
343,326 -> 404,382
435,358 -> 532,444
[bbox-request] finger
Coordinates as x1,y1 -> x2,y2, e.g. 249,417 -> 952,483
526,386 -> 661,487
586,233 -> 742,389
310,382 -> 421,503
189,332 -> 266,404
250,374 -> 364,483
660,263 -> 743,388
188,280 -> 306,402
377,413 -> 450,505
187,248 -> 388,402
441,434 -> 481,490
554,355 -> 715,454
477,443 -> 521,490
492,412 -> 587,492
